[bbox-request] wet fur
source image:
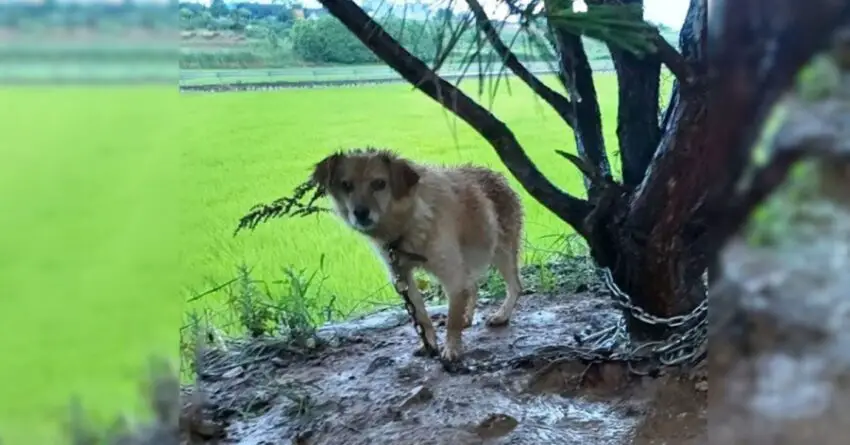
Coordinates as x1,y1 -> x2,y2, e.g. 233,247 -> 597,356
312,148 -> 525,362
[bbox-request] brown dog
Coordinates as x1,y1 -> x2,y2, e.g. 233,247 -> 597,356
312,148 -> 524,362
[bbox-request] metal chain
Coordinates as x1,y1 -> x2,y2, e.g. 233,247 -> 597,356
602,268 -> 708,328
598,267 -> 708,371
387,248 -> 439,358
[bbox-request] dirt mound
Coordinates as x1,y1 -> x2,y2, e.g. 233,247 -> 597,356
182,289 -> 706,445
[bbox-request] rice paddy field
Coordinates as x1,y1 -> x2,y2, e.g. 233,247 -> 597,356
0,86 -> 181,444
0,72 -> 671,444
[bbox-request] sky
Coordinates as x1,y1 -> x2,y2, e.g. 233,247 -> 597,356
182,0 -> 690,28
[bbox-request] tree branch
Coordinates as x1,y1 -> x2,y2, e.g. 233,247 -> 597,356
543,0 -> 612,199
465,0 -> 576,128
628,0 -> 705,230
318,0 -> 594,230
603,0 -> 661,187
609,45 -> 661,187
653,31 -> 693,88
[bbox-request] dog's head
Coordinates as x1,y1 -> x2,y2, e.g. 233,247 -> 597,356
311,149 -> 420,233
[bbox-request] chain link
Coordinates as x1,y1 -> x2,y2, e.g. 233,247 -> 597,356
388,248 -> 439,358
599,267 -> 708,370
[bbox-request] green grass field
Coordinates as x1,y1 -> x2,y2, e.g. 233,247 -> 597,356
0,73 -> 671,444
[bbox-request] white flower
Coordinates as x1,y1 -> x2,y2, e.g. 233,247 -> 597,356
572,0 -> 588,13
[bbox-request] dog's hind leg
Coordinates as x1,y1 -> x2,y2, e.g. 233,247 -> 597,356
486,245 -> 523,327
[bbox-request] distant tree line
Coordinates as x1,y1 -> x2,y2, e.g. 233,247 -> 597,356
177,1 -> 680,67
0,0 -> 679,68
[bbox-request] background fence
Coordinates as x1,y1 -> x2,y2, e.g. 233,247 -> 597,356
177,60 -> 617,90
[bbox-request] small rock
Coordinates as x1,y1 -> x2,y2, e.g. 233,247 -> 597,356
695,380 -> 708,392
397,363 -> 424,381
222,366 -> 244,379
246,390 -> 273,413
475,413 -> 519,439
387,406 -> 403,421
398,385 -> 434,409
190,419 -> 226,440
365,356 -> 394,375
292,429 -> 314,445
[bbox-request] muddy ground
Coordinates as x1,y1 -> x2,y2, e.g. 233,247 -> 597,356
181,268 -> 707,445
179,178 -> 850,445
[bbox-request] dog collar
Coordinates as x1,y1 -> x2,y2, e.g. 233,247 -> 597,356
385,236 -> 428,263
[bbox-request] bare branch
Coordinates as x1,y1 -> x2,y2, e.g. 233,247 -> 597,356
653,32 -> 694,87
605,5 -> 661,187
602,0 -> 664,187
318,0 -> 594,230
563,34 -> 611,199
465,0 -> 576,127
543,0 -> 612,198
628,0 -> 706,225
555,149 -> 611,186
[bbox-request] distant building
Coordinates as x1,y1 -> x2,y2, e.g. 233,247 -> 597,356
302,7 -> 325,19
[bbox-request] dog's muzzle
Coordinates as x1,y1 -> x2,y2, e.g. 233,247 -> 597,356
351,206 -> 374,229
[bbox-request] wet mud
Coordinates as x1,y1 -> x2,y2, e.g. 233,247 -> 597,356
183,289 -> 706,445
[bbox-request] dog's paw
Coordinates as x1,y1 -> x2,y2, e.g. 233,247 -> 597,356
440,341 -> 463,362
485,311 -> 511,327
412,343 -> 439,358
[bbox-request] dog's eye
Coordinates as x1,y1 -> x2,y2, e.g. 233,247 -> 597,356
340,180 -> 354,193
372,179 -> 387,191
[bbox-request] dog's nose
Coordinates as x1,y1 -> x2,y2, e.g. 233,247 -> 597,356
353,206 -> 371,223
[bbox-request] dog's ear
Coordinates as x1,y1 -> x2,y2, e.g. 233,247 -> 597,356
312,153 -> 341,194
385,155 -> 420,199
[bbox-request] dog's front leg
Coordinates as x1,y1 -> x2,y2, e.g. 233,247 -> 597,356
421,241 -> 471,362
398,270 -> 440,356
442,281 -> 473,362
430,258 -> 474,362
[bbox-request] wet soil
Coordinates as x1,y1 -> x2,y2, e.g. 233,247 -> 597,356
709,196 -> 850,444
182,288 -> 706,445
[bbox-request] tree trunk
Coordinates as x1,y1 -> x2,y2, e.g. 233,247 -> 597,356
563,0 -> 709,335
